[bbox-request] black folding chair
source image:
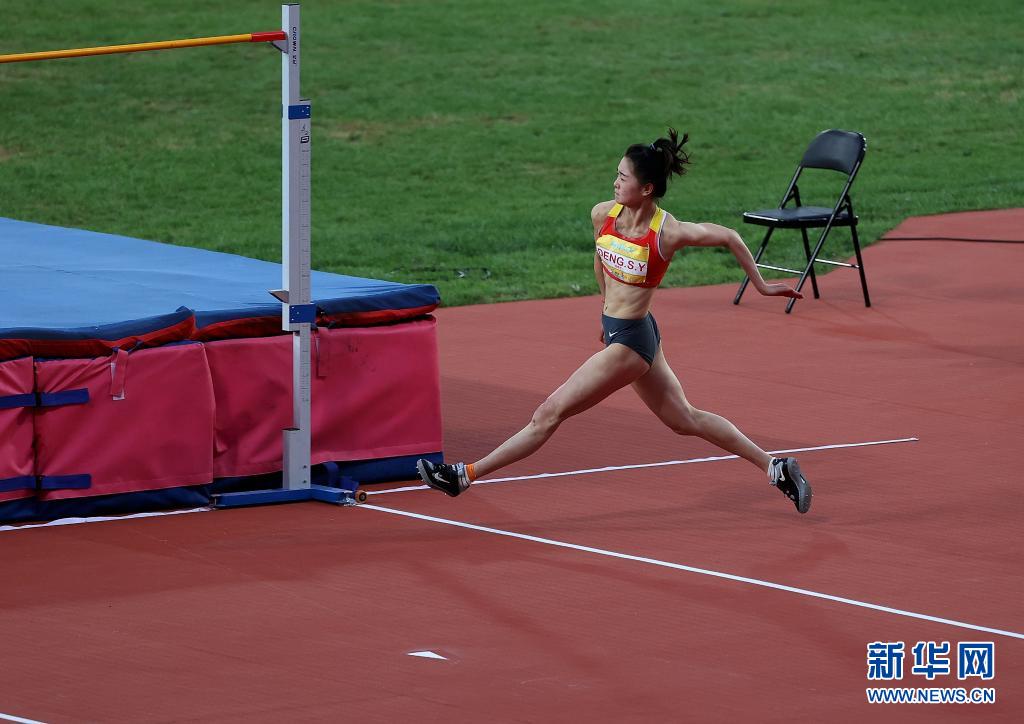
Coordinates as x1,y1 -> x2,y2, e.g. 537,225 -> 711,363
733,129 -> 870,313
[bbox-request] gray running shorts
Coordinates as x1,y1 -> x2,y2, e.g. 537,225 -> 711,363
601,312 -> 661,366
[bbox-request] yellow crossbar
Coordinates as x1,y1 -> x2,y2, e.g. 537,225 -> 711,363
0,31 -> 286,64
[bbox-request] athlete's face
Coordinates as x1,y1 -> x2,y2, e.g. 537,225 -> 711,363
613,157 -> 653,205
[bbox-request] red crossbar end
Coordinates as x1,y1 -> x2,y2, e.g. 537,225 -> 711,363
251,31 -> 287,43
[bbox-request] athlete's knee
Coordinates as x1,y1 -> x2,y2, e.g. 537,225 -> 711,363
669,405 -> 704,436
530,399 -> 565,434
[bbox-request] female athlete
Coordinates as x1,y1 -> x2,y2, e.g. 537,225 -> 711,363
417,128 -> 812,514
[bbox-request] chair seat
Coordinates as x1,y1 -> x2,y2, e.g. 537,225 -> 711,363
743,206 -> 856,229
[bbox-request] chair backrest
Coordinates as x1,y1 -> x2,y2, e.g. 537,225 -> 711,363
800,129 -> 866,175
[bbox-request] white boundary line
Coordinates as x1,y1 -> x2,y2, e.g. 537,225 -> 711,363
0,712 -> 47,724
359,503 -> 1024,641
0,437 -> 918,533
368,437 -> 919,496
0,507 -> 211,533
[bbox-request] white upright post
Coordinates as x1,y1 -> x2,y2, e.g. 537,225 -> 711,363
215,3 -> 359,507
281,2 -> 313,491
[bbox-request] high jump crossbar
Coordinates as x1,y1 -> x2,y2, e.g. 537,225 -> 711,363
0,32 -> 287,64
1,5 -> 350,507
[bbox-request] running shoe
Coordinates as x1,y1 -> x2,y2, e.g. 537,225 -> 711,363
769,457 -> 813,514
416,459 -> 471,497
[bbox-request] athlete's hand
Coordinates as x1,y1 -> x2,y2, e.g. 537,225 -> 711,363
759,282 -> 803,299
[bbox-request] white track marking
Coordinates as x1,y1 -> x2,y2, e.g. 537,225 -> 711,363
0,437 -> 917,532
408,651 -> 447,660
359,503 -> 1023,641
0,712 -> 47,724
368,437 -> 919,496
0,507 -> 211,533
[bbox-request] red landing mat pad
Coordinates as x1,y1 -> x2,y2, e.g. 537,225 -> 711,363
0,357 -> 34,502
35,343 -> 215,500
207,318 -> 442,479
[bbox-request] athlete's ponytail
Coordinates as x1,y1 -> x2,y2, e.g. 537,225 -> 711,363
624,127 -> 691,198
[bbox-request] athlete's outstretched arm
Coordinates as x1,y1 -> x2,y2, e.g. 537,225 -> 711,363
662,219 -> 802,299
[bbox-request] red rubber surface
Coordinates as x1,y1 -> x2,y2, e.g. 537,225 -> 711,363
1,211 -> 1021,722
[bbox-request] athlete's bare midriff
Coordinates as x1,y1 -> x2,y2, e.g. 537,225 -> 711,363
601,273 -> 657,319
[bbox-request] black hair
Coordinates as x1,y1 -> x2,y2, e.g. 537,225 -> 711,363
624,127 -> 691,199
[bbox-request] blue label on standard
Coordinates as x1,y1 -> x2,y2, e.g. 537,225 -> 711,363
289,304 -> 316,324
287,104 -> 312,119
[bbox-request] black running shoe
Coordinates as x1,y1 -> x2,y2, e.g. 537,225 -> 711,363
416,459 -> 470,497
770,457 -> 812,514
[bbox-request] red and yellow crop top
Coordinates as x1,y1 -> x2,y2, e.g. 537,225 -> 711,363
595,203 -> 671,288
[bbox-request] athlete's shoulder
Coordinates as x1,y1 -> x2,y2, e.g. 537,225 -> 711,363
660,210 -> 711,248
657,210 -> 686,241
661,211 -> 737,250
591,199 -> 617,222
590,200 -> 617,235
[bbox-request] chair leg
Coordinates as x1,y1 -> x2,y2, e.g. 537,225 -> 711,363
786,256 -> 815,314
800,227 -> 820,299
851,224 -> 871,307
786,224 -> 832,314
733,227 -> 774,305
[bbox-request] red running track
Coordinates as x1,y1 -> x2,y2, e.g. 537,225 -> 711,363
1,210 -> 1022,722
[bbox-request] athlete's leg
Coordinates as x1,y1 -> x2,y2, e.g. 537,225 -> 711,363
471,344 -> 650,478
631,347 -> 772,472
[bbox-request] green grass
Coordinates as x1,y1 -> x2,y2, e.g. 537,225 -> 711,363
1,0 -> 1021,306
